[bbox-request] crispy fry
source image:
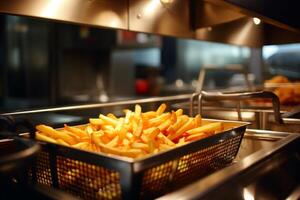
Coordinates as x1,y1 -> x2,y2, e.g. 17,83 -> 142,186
36,125 -> 76,145
106,136 -> 119,147
148,113 -> 171,127
89,118 -> 103,126
167,115 -> 189,132
99,114 -> 118,127
156,103 -> 167,115
107,113 -> 117,120
168,118 -> 194,140
175,109 -> 183,117
142,111 -> 157,119
157,133 -> 175,146
185,132 -> 207,142
194,114 -> 202,127
36,133 -> 57,144
64,125 -> 88,138
132,142 -> 149,152
57,139 -> 70,146
187,122 -> 222,135
134,104 -> 142,118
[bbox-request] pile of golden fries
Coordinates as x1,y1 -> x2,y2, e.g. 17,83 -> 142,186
36,104 -> 223,158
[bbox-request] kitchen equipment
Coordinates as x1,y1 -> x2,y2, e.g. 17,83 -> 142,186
3,95 -> 249,200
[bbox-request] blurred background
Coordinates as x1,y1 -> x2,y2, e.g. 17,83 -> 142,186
0,14 -> 299,112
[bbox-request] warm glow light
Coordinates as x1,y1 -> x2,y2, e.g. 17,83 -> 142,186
243,188 -> 254,200
160,0 -> 174,4
144,0 -> 161,16
42,0 -> 63,18
253,17 -> 261,25
94,11 -> 122,28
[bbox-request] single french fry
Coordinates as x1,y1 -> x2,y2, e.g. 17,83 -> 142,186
99,114 -> 118,127
148,128 -> 160,140
156,103 -> 167,115
106,136 -> 119,147
168,118 -> 194,140
36,132 -> 57,144
85,125 -> 94,135
134,104 -> 142,118
72,142 -> 89,149
36,125 -> 76,145
167,115 -> 189,132
103,129 -> 116,138
170,111 -> 177,123
114,118 -> 127,140
142,111 -> 157,119
60,130 -> 80,140
94,137 -> 142,158
131,142 -> 149,152
194,114 -> 202,127
185,132 -> 207,142
159,143 -> 172,150
158,119 -> 171,131
107,113 -> 118,120
175,109 -> 183,117
103,125 -> 114,132
124,110 -> 132,124
187,122 -> 222,135
57,139 -> 70,146
132,119 -> 142,137
157,133 -> 175,146
148,113 -> 171,127
64,125 -> 88,138
89,118 -> 103,126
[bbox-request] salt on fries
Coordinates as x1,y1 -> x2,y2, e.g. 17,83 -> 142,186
35,104 -> 224,158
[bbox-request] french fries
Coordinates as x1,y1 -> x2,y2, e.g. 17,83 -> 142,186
35,104 -> 225,158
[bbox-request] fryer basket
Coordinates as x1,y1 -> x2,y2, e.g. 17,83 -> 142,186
28,119 -> 247,200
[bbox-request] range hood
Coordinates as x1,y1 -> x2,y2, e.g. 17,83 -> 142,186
0,0 -> 299,47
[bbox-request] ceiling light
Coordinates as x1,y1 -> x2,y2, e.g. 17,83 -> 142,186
253,17 -> 261,25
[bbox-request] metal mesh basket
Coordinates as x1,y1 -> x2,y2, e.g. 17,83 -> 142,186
27,119 -> 247,200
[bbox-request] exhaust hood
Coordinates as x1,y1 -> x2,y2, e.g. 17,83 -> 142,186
0,0 -> 299,47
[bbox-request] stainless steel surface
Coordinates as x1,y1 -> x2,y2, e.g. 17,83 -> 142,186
158,129 -> 300,200
128,0 -> 194,38
1,94 -> 192,116
195,91 -> 283,124
0,0 -> 300,46
0,0 -> 128,29
195,64 -> 252,93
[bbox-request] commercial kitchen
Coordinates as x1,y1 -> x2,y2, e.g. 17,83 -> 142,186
0,1 -> 299,199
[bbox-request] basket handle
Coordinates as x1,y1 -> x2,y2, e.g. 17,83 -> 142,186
191,91 -> 283,124
0,116 -> 35,139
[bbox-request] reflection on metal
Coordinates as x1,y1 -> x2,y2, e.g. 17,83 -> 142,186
195,64 -> 252,93
128,0 -> 194,38
0,0 -> 128,29
195,17 -> 265,47
193,1 -> 244,28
